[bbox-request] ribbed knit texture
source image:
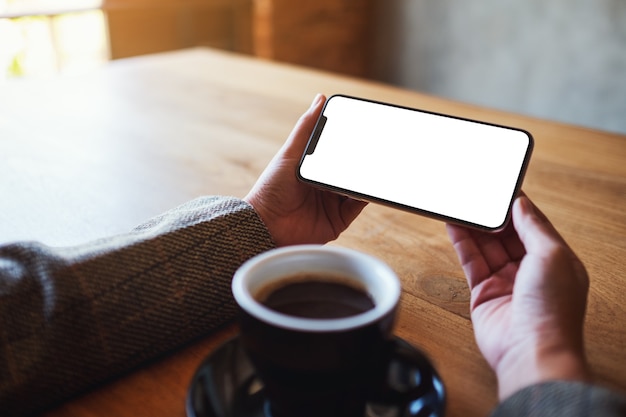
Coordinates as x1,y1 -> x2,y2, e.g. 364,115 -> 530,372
491,381 -> 626,417
0,196 -> 275,416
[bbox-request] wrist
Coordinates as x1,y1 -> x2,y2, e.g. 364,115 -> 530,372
495,342 -> 591,401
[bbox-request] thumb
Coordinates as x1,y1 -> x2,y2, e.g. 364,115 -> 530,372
282,94 -> 326,159
515,195 -> 589,289
513,195 -> 573,259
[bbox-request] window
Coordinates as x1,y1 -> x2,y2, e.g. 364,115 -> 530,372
0,0 -> 109,78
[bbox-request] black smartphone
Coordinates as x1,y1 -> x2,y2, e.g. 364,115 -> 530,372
297,94 -> 534,231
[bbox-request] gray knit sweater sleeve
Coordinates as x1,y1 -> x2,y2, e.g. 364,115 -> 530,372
0,196 -> 275,416
491,381 -> 626,417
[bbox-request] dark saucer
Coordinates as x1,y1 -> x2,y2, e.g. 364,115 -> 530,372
186,336 -> 445,417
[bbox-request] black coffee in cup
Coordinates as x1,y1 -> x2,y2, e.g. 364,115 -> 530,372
232,245 -> 403,417
255,274 -> 375,319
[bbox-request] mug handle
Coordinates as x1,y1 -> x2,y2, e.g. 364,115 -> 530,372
369,337 -> 446,415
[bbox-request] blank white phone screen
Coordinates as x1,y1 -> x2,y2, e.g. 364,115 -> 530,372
299,96 -> 532,229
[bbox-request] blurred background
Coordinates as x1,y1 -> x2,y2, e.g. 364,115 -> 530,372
1,0 -> 625,135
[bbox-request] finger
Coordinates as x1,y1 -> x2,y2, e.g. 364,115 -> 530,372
513,195 -> 589,290
339,197 -> 368,226
470,229 -> 515,273
283,94 -> 326,159
448,222 -> 517,277
446,224 -> 492,289
501,226 -> 526,261
513,196 -> 567,254
513,195 -> 588,288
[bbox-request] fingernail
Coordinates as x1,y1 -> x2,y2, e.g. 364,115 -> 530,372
310,93 -> 323,108
518,195 -> 534,216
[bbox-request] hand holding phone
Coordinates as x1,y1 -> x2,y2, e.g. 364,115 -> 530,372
297,95 -> 533,231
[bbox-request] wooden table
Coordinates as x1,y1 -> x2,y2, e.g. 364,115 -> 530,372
1,48 -> 624,417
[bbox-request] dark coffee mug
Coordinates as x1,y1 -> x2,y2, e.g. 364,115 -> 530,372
232,245 -> 439,417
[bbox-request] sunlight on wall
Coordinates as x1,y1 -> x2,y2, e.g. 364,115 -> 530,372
0,1 -> 109,79
0,0 -> 102,15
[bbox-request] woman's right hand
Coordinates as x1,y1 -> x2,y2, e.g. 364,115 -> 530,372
447,195 -> 591,400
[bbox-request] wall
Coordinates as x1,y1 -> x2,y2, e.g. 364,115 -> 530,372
103,0 -> 372,76
104,0 -> 253,59
253,0 -> 372,77
369,0 -> 626,135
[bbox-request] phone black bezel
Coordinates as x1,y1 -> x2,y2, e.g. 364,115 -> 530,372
297,94 -> 534,232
